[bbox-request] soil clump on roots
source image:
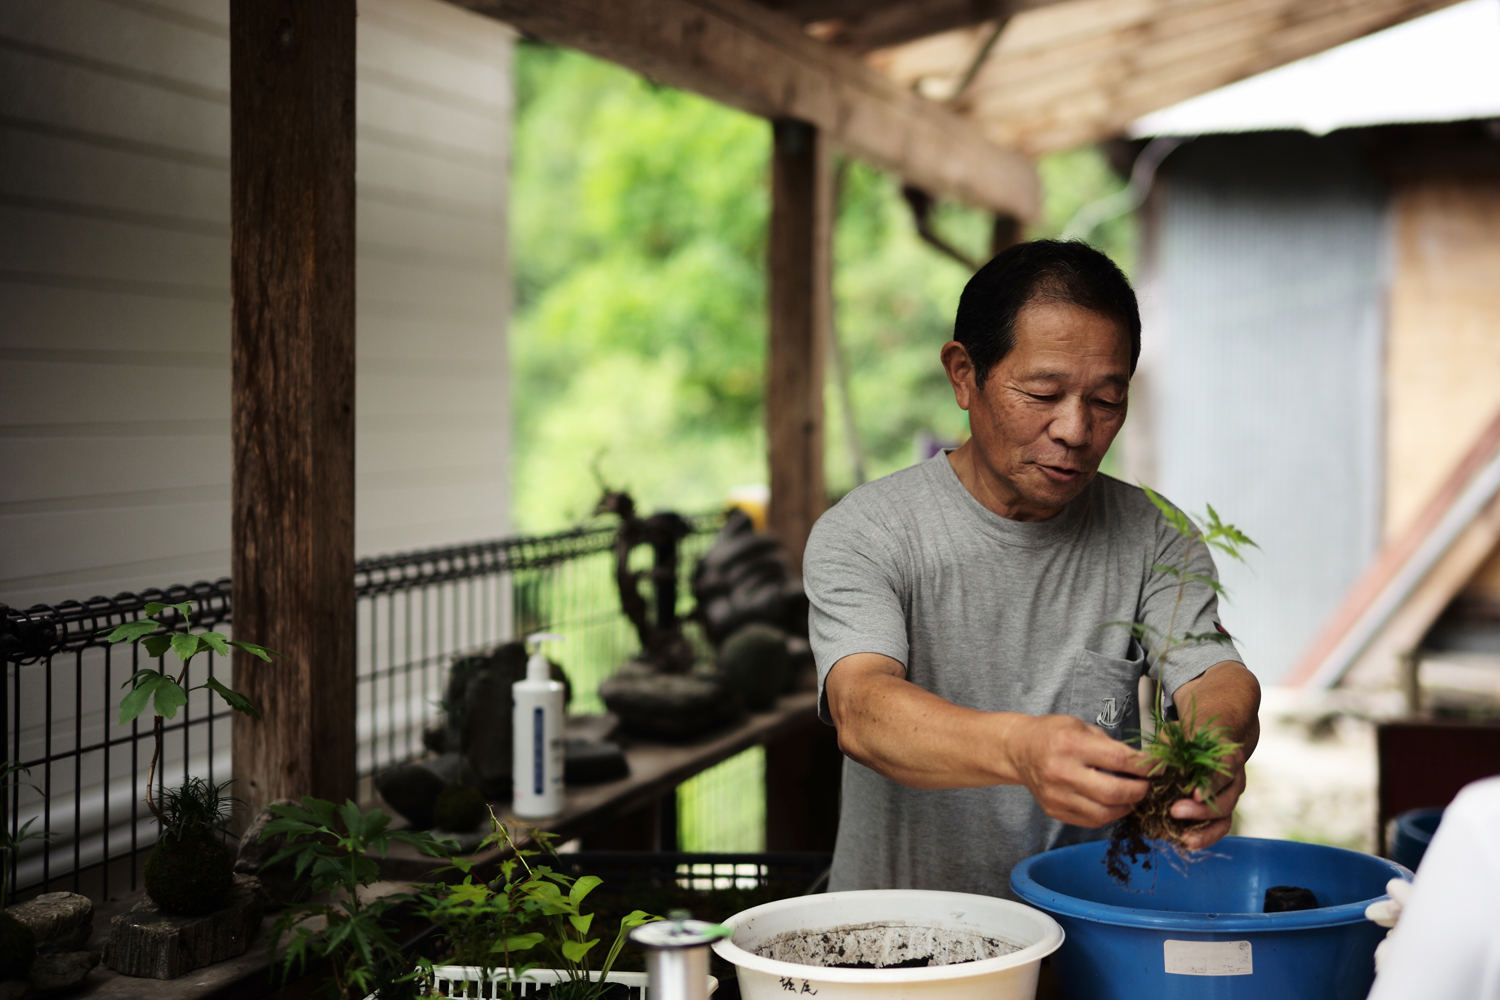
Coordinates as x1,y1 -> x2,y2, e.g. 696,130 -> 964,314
1104,767 -> 1211,885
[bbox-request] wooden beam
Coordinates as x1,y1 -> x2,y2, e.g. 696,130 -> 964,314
956,0 -> 1460,152
767,120 -> 831,574
804,0 -> 1064,53
446,0 -> 1039,219
229,0 -> 358,818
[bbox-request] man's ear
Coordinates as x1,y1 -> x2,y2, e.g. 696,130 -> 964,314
940,341 -> 977,412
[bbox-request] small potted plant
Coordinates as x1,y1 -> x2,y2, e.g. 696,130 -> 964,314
263,798 -> 453,1000
415,820 -> 661,1000
1105,490 -> 1254,882
98,600 -> 278,913
143,777 -> 238,915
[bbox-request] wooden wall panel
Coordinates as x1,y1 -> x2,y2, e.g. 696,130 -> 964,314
1385,174 -> 1500,541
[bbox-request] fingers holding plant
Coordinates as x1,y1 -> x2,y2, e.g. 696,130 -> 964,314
1007,713 -> 1152,828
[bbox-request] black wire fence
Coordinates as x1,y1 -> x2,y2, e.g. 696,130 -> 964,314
0,514 -> 721,904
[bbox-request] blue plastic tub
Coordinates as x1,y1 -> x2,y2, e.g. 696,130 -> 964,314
1010,836 -> 1410,999
1390,807 -> 1444,871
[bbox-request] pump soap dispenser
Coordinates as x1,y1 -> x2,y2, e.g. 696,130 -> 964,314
513,631 -> 566,818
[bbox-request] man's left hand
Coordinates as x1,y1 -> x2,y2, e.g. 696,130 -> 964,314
1163,661 -> 1261,850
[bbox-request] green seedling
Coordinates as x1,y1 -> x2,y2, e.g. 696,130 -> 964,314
98,600 -> 279,824
262,798 -> 454,1000
417,816 -> 660,1000
1105,489 -> 1255,882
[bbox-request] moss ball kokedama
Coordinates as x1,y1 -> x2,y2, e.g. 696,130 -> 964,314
1104,491 -> 1253,884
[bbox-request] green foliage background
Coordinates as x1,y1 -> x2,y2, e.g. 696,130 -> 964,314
511,43 -> 1135,531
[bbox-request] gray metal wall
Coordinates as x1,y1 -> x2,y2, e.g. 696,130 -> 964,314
1139,132 -> 1386,684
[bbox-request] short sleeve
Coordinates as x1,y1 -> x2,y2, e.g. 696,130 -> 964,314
1137,501 -> 1245,712
802,498 -> 911,724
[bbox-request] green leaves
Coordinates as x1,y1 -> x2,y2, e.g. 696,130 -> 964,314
229,640 -> 278,662
98,601 -> 277,723
119,671 -> 187,723
98,619 -> 159,644
203,677 -> 261,720
561,938 -> 599,963
497,933 -> 545,953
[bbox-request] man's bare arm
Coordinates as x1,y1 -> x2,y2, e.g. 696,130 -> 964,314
1165,660 -> 1261,849
825,652 -> 1152,828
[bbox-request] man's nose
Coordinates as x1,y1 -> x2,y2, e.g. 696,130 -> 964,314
1050,396 -> 1091,448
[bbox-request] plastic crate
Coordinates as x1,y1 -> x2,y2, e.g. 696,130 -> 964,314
425,967 -> 718,1000
549,852 -> 831,897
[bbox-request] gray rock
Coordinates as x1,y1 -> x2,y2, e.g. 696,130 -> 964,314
374,754 -> 461,828
234,799 -> 300,905
28,951 -> 97,993
4,895 -> 91,949
105,875 -> 266,980
599,664 -> 739,740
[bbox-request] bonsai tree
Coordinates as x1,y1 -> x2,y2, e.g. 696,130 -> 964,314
98,600 -> 278,911
1105,490 -> 1254,883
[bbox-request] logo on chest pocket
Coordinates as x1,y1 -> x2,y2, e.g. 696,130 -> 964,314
1096,692 -> 1133,730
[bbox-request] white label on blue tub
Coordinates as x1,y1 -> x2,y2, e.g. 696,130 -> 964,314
1163,940 -> 1253,976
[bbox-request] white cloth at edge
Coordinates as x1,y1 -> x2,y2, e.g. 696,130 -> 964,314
1367,776 -> 1500,999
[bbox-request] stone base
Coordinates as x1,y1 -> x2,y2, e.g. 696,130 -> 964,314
104,876 -> 266,980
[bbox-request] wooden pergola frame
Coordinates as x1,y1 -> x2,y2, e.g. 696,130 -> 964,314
225,0 -> 1037,819
226,0 -> 1459,820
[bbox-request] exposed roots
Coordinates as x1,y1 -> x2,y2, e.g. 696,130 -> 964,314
1104,767 -> 1211,886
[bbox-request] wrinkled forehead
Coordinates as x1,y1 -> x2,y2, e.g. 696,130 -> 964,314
1008,297 -> 1132,378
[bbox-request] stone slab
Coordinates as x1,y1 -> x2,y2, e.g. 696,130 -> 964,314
104,878 -> 266,980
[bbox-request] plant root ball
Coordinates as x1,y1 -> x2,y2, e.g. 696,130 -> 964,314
144,832 -> 234,915
1104,767 -> 1212,885
433,784 -> 489,831
719,623 -> 792,711
0,912 -> 35,980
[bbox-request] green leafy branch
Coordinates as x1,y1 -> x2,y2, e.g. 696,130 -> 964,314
97,600 -> 279,824
1132,487 -> 1257,808
262,798 -> 454,1000
0,762 -> 49,905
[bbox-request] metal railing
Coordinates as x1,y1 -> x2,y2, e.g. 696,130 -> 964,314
0,513 -> 721,902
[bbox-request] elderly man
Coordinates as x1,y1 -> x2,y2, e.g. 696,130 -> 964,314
803,239 -> 1260,897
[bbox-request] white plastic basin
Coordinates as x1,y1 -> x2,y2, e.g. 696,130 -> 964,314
712,889 -> 1064,1000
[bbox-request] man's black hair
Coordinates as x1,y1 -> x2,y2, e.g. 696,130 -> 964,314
953,239 -> 1140,388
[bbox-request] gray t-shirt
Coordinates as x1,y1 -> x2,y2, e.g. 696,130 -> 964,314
804,454 -> 1242,899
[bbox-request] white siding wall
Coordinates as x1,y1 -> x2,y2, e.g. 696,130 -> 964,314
0,0 -> 511,894
0,0 -> 512,612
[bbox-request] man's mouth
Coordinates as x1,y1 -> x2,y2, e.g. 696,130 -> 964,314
1037,463 -> 1083,482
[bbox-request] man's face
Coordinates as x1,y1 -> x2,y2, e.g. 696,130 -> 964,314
943,298 -> 1131,520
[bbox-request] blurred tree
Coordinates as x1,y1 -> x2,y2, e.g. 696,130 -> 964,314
510,43 -> 1134,530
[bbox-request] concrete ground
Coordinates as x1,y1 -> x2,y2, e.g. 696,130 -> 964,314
1232,686 -> 1383,852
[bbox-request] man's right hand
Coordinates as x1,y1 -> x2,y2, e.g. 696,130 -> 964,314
1000,713 -> 1151,826
826,652 -> 1151,828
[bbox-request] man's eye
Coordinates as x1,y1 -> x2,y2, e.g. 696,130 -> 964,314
1026,392 -> 1059,402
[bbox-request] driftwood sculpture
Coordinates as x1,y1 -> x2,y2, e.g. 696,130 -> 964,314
596,488 -> 696,673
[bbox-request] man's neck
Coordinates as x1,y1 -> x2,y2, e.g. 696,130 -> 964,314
946,441 -> 1074,523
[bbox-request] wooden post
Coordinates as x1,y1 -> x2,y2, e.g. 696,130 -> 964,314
229,0 -> 357,819
767,119 -> 831,574
765,720 -> 842,852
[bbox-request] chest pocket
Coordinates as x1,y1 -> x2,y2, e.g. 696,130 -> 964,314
1069,648 -> 1146,743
